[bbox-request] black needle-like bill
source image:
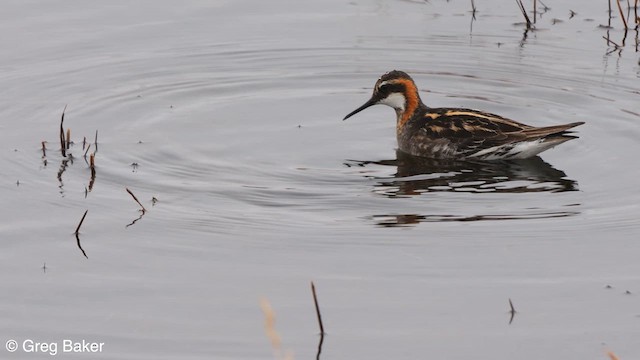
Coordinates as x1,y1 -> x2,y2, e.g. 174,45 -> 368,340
343,97 -> 377,121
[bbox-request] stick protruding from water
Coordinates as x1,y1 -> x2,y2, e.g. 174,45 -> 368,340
311,281 -> 325,335
515,0 -> 533,29
59,105 -> 67,157
126,187 -> 147,213
74,209 -> 89,258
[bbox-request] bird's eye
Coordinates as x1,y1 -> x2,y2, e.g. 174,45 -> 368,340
378,84 -> 388,92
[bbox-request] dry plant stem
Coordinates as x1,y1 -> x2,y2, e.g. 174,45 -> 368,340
534,0 -> 537,24
59,105 -> 67,157
82,136 -> 86,150
516,0 -> 532,28
84,143 -> 91,157
311,281 -> 325,335
126,188 -> 147,212
94,130 -> 99,153
41,141 -> 46,157
90,154 -> 96,179
75,210 -> 89,259
66,128 -> 71,149
617,0 -> 629,29
75,209 -> 89,235
603,35 -> 622,47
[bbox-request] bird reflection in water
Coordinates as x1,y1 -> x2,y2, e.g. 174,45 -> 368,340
345,150 -> 580,227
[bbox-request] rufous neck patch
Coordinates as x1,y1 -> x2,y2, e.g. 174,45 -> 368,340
396,78 -> 420,130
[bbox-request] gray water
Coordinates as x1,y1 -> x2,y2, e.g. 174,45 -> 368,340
1,1 -> 639,359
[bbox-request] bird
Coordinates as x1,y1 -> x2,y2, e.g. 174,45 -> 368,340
343,70 -> 585,160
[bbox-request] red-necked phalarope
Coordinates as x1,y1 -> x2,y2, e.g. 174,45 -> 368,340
343,70 -> 585,160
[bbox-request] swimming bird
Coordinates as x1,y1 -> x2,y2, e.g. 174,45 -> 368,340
343,70 -> 584,160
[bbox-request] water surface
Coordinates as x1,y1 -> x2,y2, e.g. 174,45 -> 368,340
1,1 -> 639,359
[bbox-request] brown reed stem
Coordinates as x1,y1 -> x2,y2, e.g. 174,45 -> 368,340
89,153 -> 96,179
617,0 -> 629,29
94,130 -> 98,153
41,141 -> 46,158
59,105 -> 67,157
311,281 -> 325,335
75,209 -> 88,235
603,35 -> 622,47
533,0 -> 537,24
75,209 -> 89,259
126,187 -> 147,212
84,143 -> 91,158
516,0 -> 532,29
82,136 -> 86,150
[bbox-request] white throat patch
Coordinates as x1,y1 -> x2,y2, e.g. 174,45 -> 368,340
379,93 -> 406,111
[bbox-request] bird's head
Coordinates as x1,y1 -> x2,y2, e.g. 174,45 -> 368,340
343,70 -> 422,121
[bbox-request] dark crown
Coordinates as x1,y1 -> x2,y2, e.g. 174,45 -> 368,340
380,70 -> 413,82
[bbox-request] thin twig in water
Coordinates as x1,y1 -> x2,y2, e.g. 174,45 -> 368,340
508,298 -> 517,324
74,210 -> 89,259
311,281 -> 326,360
617,0 -> 630,29
41,141 -> 47,158
88,153 -> 96,192
516,0 -> 532,29
533,0 -> 537,24
84,143 -> 91,158
75,209 -> 88,235
59,105 -> 67,157
94,130 -> 98,153
82,136 -> 86,151
89,154 -> 96,179
311,281 -> 325,335
603,35 -> 622,48
126,187 -> 147,213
